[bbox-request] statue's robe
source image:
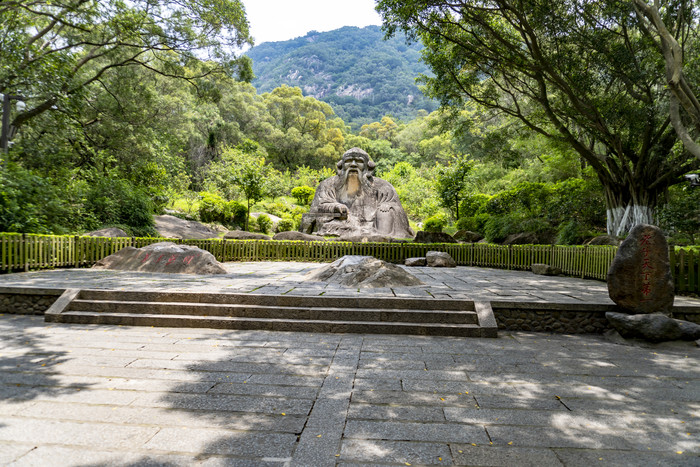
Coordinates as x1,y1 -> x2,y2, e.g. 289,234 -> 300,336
301,175 -> 413,239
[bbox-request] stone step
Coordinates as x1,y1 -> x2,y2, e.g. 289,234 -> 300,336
67,299 -> 479,324
45,289 -> 498,338
75,289 -> 474,311
46,311 -> 485,337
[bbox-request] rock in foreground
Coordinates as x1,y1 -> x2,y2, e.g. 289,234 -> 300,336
93,242 -> 227,274
426,251 -> 457,267
306,255 -> 424,288
606,312 -> 700,342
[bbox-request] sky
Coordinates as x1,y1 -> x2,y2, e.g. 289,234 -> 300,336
241,0 -> 383,45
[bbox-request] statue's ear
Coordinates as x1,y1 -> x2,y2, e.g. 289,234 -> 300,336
336,160 -> 343,175
367,160 -> 376,174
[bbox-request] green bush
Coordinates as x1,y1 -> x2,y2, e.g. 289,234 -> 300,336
423,215 -> 447,233
556,220 -> 590,245
198,192 -> 229,224
228,201 -> 247,227
291,186 -> 315,205
276,216 -> 295,232
264,201 -> 292,217
455,213 -> 490,233
256,214 -> 272,234
0,164 -> 76,234
459,193 -> 491,218
455,217 -> 474,232
85,178 -> 156,237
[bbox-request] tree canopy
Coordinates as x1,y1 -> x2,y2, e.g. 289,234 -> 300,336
0,0 -> 253,132
377,0 -> 700,235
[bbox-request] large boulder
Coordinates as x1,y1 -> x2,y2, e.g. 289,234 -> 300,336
502,231 -> 554,245
93,242 -> 227,274
414,231 -> 458,244
84,227 -> 129,237
606,312 -> 700,342
273,231 -> 326,241
223,230 -> 272,240
587,235 -> 620,246
306,255 -> 424,288
426,251 -> 457,268
154,215 -> 218,239
453,230 -> 483,243
607,224 -> 674,316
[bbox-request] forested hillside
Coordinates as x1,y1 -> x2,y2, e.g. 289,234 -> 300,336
246,26 -> 437,128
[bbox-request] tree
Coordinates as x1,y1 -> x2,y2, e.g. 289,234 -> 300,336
435,154 -> 473,220
377,0 -> 700,235
0,0 -> 253,137
260,85 -> 344,169
207,141 -> 270,231
632,0 -> 700,160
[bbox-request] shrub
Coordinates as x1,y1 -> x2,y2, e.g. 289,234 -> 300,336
556,220 -> 590,245
423,215 -> 447,233
276,217 -> 295,232
459,193 -> 491,218
264,201 -> 292,217
85,178 -> 156,237
291,186 -> 315,205
256,214 -> 272,234
228,201 -> 247,227
198,192 -> 228,224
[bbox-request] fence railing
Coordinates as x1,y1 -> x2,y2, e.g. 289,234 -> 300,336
1,233 -> 698,293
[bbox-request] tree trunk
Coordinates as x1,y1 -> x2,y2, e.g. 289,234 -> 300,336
603,183 -> 660,237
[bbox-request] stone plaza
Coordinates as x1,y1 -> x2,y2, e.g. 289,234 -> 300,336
0,262 -> 699,465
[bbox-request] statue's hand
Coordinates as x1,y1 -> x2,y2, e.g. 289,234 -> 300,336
378,205 -> 391,213
333,203 -> 348,216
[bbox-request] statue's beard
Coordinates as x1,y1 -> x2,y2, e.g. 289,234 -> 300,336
338,170 -> 369,203
346,172 -> 361,196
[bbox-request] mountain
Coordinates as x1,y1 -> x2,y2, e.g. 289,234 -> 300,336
246,25 -> 437,129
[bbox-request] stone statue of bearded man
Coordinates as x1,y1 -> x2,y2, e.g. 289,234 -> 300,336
300,148 -> 414,239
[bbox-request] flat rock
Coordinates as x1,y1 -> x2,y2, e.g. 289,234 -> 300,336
154,215 -> 218,239
273,231 -> 326,241
426,251 -> 456,268
93,242 -> 227,274
305,255 -> 424,288
405,257 -> 427,267
607,224 -> 674,315
223,230 -> 272,240
414,231 -> 457,244
606,312 -> 700,342
84,227 -> 129,237
531,263 -> 561,276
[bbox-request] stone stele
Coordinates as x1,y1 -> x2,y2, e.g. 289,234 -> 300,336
607,224 -> 674,315
300,148 -> 414,239
93,242 -> 227,274
306,255 -> 424,288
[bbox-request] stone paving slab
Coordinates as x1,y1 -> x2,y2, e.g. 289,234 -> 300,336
2,261 -> 699,307
1,314 -> 699,466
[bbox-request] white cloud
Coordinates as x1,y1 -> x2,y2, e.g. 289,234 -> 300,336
242,0 -> 383,45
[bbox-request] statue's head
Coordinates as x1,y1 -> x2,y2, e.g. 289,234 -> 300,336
336,147 -> 375,198
336,148 -> 376,177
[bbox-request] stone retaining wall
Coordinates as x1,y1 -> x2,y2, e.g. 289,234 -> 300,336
0,290 -> 61,315
492,308 -> 611,334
